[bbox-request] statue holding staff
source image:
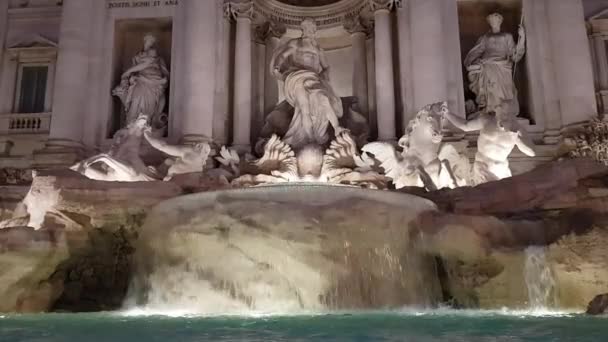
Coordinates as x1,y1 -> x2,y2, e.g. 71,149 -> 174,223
464,13 -> 526,117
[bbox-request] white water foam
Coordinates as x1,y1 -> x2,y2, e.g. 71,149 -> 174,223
120,305 -> 577,319
524,246 -> 557,310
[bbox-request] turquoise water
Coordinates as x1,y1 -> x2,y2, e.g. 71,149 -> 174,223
1,311 -> 607,341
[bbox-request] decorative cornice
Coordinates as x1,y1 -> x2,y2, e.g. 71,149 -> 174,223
255,0 -> 367,30
7,46 -> 58,61
368,0 -> 399,13
7,5 -> 61,20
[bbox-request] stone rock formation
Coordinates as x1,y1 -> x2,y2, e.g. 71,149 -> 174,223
1,157 -> 608,313
586,294 -> 608,315
129,185 -> 442,313
565,118 -> 608,166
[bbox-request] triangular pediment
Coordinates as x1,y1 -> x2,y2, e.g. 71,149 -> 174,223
7,33 -> 57,49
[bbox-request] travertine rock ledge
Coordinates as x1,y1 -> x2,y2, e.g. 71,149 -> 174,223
1,159 -> 608,312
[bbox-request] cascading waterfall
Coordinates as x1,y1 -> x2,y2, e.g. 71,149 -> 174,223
124,184 -> 443,315
524,246 -> 556,310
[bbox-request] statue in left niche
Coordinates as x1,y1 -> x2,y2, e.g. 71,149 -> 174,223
112,33 -> 169,129
71,114 -> 160,182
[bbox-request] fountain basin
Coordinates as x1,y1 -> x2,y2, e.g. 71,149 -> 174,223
128,184 -> 442,314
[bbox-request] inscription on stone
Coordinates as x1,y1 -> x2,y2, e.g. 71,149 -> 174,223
108,0 -> 178,9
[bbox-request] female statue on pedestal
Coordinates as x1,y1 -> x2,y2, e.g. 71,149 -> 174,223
464,13 -> 526,117
113,33 -> 169,126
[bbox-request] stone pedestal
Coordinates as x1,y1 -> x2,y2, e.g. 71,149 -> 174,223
229,1 -> 254,153
179,0 -> 217,144
34,0 -> 95,167
370,0 -> 397,141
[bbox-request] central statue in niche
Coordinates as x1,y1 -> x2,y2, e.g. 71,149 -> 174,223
269,18 -> 346,149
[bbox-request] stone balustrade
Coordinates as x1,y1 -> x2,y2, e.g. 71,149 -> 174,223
0,113 -> 51,135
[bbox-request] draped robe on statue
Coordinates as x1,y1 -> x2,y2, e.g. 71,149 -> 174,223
464,33 -> 524,116
270,35 -> 344,149
114,49 -> 169,125
283,69 -> 343,147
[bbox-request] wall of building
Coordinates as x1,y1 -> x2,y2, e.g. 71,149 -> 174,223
325,46 -> 354,98
0,0 -> 602,171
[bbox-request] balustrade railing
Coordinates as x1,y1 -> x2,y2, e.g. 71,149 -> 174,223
0,113 -> 51,135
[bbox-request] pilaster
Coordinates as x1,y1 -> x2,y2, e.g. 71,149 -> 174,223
213,3 -> 234,145
178,0 -> 218,144
547,0 -> 598,127
369,0 -> 397,141
34,0 -> 95,167
344,15 -> 371,115
227,0 -> 255,152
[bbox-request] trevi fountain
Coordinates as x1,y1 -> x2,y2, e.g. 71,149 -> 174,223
1,0 -> 608,341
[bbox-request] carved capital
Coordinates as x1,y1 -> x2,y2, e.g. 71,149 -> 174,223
368,0 -> 400,13
343,16 -> 372,36
226,0 -> 255,21
268,21 -> 287,39
256,20 -> 287,43
222,1 -> 233,20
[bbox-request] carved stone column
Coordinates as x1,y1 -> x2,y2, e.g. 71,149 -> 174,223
369,0 -> 397,141
0,0 -> 10,114
213,3 -> 234,145
0,0 -> 7,89
262,21 -> 286,116
344,16 -> 370,115
35,0 -> 95,166
229,1 -> 254,152
179,0 -> 218,143
592,33 -> 608,115
409,0 -> 447,111
593,35 -> 608,91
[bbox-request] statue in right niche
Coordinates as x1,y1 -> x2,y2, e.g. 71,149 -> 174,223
464,12 -> 525,117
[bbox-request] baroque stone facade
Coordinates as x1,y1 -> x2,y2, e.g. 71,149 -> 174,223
0,0 -> 603,174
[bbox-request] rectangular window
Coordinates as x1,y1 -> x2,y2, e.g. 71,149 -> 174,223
17,65 -> 48,114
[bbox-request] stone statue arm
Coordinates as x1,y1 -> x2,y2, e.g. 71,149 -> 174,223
143,130 -> 186,158
319,48 -> 331,82
464,36 -> 486,68
122,52 -> 158,78
122,60 -> 153,79
444,111 -> 484,132
515,126 -> 536,157
512,26 -> 526,63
